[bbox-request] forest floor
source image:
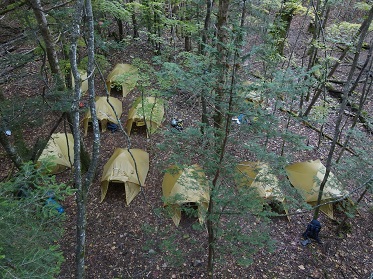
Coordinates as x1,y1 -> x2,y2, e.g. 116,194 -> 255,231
55,40 -> 372,279
1,17 -> 373,279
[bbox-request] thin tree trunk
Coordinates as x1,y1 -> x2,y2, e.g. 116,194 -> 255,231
336,49 -> 373,163
200,0 -> 213,130
313,10 -> 370,219
28,0 -> 64,88
304,5 -> 373,116
207,0 -> 245,276
70,0 -> 85,277
213,0 -> 230,133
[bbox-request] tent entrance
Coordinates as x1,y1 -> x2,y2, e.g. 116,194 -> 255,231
265,200 -> 288,217
86,120 -> 114,134
180,202 -> 199,219
109,86 -> 122,96
128,122 -> 148,137
105,181 -> 126,199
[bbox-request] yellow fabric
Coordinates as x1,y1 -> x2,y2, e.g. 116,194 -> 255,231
241,81 -> 262,106
83,96 -> 122,136
236,162 -> 289,220
106,64 -> 138,97
162,165 -> 210,226
71,70 -> 88,95
38,133 -> 74,174
285,159 -> 347,219
100,148 -> 149,205
126,97 -> 164,137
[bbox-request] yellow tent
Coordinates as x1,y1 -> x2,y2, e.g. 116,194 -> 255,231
241,81 -> 262,106
126,96 -> 164,137
285,159 -> 348,219
83,96 -> 122,136
38,133 -> 74,174
71,70 -> 88,95
100,148 -> 149,205
236,162 -> 289,219
106,64 -> 139,97
162,165 -> 210,226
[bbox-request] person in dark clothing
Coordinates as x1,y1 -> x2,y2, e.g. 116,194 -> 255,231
302,219 -> 322,245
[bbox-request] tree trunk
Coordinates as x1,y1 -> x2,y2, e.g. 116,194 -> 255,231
28,0 -> 64,88
70,0 -> 85,277
213,0 -> 230,133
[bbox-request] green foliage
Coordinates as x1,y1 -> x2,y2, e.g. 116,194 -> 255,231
326,22 -> 362,45
96,0 -> 132,21
354,1 -> 373,11
0,161 -> 73,278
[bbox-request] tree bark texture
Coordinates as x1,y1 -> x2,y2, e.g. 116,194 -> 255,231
69,0 -> 85,277
28,0 -> 64,86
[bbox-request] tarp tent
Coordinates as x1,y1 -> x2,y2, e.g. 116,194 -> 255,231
285,159 -> 348,219
106,64 -> 139,97
162,165 -> 210,226
126,96 -> 164,137
100,148 -> 149,205
83,96 -> 122,136
38,133 -> 74,174
236,162 -> 289,219
71,70 -> 88,95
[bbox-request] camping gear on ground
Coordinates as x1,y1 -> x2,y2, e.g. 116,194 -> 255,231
171,117 -> 183,131
232,114 -> 246,125
285,159 -> 348,219
71,69 -> 88,95
126,96 -> 164,137
5,129 -> 11,136
38,133 -> 74,174
302,219 -> 322,245
83,96 -> 122,136
162,164 -> 210,226
106,64 -> 139,97
236,162 -> 289,219
45,197 -> 64,214
107,123 -> 119,133
100,148 -> 149,205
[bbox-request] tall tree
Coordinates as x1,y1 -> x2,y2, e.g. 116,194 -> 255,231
70,0 -> 100,278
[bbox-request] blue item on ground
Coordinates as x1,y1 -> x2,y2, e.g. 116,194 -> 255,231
46,197 -> 64,214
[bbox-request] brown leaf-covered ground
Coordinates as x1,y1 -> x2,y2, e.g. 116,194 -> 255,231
1,12 -> 373,279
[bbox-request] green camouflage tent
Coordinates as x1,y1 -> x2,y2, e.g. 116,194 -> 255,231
126,96 -> 164,137
106,64 -> 139,97
236,162 -> 289,219
162,165 -> 210,226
